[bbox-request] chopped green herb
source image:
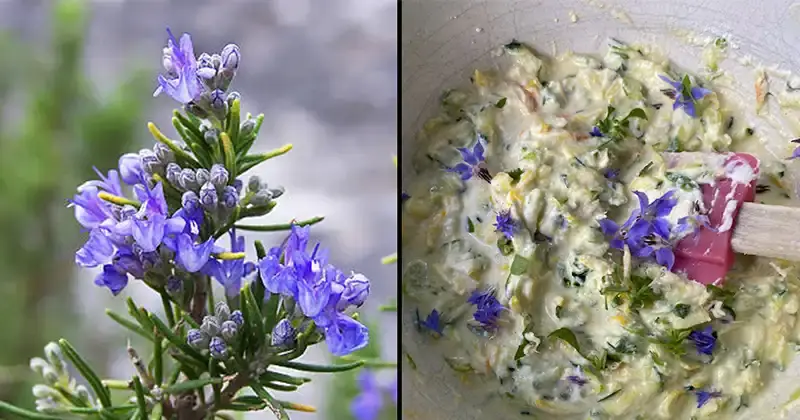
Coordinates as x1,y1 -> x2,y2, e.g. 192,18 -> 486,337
497,237 -> 514,256
504,40 -> 524,51
548,327 -> 581,354
714,37 -> 728,49
467,217 -> 475,233
495,97 -> 508,108
665,172 -> 698,191
555,304 -> 564,319
745,127 -> 755,136
666,136 -> 682,152
443,356 -> 473,372
507,168 -> 523,184
598,388 -> 622,402
510,254 -> 530,276
594,106 -> 647,149
673,303 -> 691,319
649,328 -> 692,356
650,351 -> 665,367
609,336 -> 638,355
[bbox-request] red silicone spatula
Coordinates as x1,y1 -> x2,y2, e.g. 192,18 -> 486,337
668,152 -> 800,285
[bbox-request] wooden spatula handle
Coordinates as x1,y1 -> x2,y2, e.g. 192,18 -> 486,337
731,202 -> 800,261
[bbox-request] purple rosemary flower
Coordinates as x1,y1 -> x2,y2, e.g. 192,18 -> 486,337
566,375 -> 588,387
659,75 -> 712,118
271,319 -> 296,348
203,229 -> 251,297
493,209 -> 517,239
401,192 -> 410,202
75,228 -> 115,268
229,310 -> 244,327
94,264 -> 129,296
154,28 -> 203,104
118,153 -> 144,185
418,309 -> 444,336
338,273 -> 370,310
603,168 -> 619,180
468,289 -> 505,329
446,136 -> 490,181
688,326 -> 717,355
259,246 -> 298,297
694,389 -> 722,408
351,370 -> 384,420
175,233 -> 217,273
590,126 -> 604,137
322,312 -> 369,356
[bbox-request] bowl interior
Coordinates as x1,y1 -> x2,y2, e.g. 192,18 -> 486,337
401,0 -> 800,418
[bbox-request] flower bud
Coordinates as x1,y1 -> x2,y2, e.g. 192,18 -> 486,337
214,301 -> 231,321
269,186 -> 285,199
209,337 -> 228,359
240,119 -> 256,138
119,153 -> 144,185
32,385 -> 57,399
166,275 -> 183,294
250,190 -> 272,206
210,89 -> 226,112
221,44 -> 240,72
166,163 -> 182,188
233,179 -> 244,194
75,385 -> 91,402
196,53 -> 217,80
179,169 -> 198,191
204,128 -> 220,146
247,176 -> 262,192
338,273 -> 370,311
181,191 -> 200,213
226,91 -> 241,108
201,315 -> 221,337
220,320 -> 238,342
271,319 -> 296,348
210,164 -> 229,187
222,186 -> 238,209
229,310 -> 244,327
29,357 -> 49,376
153,143 -> 174,164
41,366 -> 59,385
187,329 -> 209,349
199,182 -> 218,209
195,168 -> 211,186
43,342 -> 65,374
35,397 -> 58,413
139,149 -> 162,175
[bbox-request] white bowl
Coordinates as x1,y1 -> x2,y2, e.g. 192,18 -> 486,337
401,0 -> 800,418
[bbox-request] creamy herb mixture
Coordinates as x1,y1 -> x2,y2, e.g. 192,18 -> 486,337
401,40 -> 800,419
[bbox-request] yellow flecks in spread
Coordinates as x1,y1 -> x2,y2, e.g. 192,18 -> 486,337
459,372 -> 472,384
541,123 -> 552,132
510,296 -> 522,312
440,210 -> 447,218
526,79 -> 540,89
611,314 -> 628,325
509,188 -> 523,203
485,358 -> 492,372
473,69 -> 488,87
755,69 -> 768,113
535,399 -> 554,409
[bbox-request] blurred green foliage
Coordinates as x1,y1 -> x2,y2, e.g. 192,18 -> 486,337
0,0 -> 147,409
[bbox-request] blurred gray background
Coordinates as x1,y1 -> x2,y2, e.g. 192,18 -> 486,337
0,0 -> 397,418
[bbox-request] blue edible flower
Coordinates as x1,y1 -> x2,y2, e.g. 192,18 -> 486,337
154,28 -> 203,104
688,326 -> 717,356
468,289 -> 505,329
418,309 -> 444,337
493,209 -> 517,239
659,74 -> 712,118
694,388 -> 722,408
446,136 -> 490,181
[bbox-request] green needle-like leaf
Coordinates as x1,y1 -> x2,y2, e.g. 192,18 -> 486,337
250,384 -> 289,420
235,215 -> 324,232
58,339 -> 112,407
0,401 -> 68,419
260,370 -> 311,386
153,334 -> 163,385
274,360 -> 364,373
162,377 -> 223,394
105,309 -> 152,340
237,144 -> 293,174
228,99 -> 241,147
132,376 -> 147,420
147,122 -> 200,168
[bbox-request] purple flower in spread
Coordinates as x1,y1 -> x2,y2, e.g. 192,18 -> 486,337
418,309 -> 444,336
789,138 -> 800,160
694,389 -> 722,408
176,234 -> 217,273
599,190 -> 679,270
446,136 -> 490,181
567,374 -> 588,387
351,370 -> 384,420
154,28 -> 202,104
401,192 -> 410,202
94,264 -> 129,296
494,209 -> 517,239
468,289 -> 505,329
659,75 -> 712,118
322,312 -> 369,356
688,326 -> 717,356
603,168 -> 619,180
590,126 -> 604,137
